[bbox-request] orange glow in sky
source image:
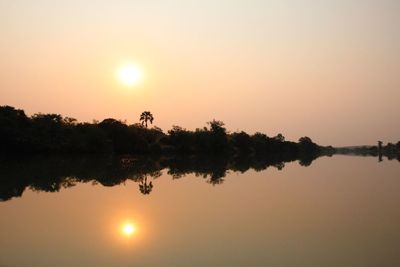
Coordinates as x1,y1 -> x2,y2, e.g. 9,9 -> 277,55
0,1 -> 399,146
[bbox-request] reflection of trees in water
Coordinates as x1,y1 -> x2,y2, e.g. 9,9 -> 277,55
138,171 -> 161,195
1,150 -> 396,201
139,177 -> 153,195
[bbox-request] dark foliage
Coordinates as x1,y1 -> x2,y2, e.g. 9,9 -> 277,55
0,106 -> 165,154
1,106 -> 398,200
0,106 -> 326,157
0,152 -> 322,201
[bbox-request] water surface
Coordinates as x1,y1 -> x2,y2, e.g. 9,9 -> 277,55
0,155 -> 399,267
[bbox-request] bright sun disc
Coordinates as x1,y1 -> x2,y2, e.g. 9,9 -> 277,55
122,223 -> 136,236
117,64 -> 143,86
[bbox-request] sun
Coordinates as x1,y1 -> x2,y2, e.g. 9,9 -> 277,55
122,223 -> 136,236
117,63 -> 143,86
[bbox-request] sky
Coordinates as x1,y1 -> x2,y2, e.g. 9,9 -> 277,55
0,0 -> 399,146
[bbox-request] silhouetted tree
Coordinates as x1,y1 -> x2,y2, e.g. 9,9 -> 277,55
0,106 -> 30,153
274,133 -> 285,142
231,131 -> 252,153
0,105 -> 337,159
167,125 -> 194,153
206,120 -> 228,153
140,111 -> 154,128
207,120 -> 226,134
298,136 -> 318,152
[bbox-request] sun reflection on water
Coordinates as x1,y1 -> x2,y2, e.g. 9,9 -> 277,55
122,222 -> 136,236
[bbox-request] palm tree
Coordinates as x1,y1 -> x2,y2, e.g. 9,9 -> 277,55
139,111 -> 154,128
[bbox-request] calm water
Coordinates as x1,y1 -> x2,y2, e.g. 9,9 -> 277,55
0,155 -> 399,267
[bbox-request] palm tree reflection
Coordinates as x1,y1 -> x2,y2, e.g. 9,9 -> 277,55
138,176 -> 153,195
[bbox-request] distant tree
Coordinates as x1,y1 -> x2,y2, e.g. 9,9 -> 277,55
207,119 -> 226,134
152,126 -> 163,133
168,125 -> 185,135
299,136 -> 312,144
139,111 -> 154,128
0,106 -> 30,153
32,113 -> 63,124
231,131 -> 251,152
0,106 -> 28,121
99,118 -> 127,131
63,117 -> 77,125
206,120 -> 228,152
298,136 -> 318,152
274,133 -> 285,142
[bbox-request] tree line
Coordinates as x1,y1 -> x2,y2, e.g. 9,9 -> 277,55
0,105 -> 323,156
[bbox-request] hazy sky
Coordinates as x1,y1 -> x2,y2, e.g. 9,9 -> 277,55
0,0 -> 399,146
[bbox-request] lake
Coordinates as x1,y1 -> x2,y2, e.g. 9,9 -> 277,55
0,155 -> 399,267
